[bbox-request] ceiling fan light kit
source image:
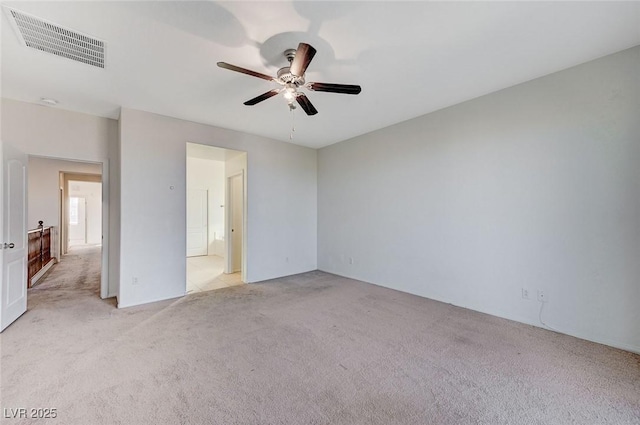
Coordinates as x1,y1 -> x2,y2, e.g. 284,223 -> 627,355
217,42 -> 361,116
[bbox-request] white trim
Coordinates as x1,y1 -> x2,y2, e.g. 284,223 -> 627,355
30,258 -> 55,286
30,156 -> 111,301
100,160 -> 109,299
225,170 -> 244,279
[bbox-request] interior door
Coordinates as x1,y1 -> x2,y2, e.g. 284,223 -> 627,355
1,143 -> 28,332
229,174 -> 243,273
186,189 -> 208,257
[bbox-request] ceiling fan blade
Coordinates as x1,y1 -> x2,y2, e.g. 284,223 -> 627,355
307,82 -> 362,95
244,89 -> 281,106
217,62 -> 275,81
296,93 -> 318,115
290,43 -> 316,77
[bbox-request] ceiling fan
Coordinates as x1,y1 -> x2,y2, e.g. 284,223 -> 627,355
217,43 -> 361,116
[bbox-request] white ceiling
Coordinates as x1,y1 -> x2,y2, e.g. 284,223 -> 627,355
2,1 -> 639,148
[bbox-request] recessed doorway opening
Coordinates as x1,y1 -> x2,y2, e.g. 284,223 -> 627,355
186,143 -> 247,294
25,157 -> 105,299
67,180 -> 102,248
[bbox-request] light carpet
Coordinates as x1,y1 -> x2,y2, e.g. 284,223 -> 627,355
1,245 -> 638,424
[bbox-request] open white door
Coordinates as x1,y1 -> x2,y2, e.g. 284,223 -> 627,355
186,189 -> 208,257
227,173 -> 243,273
1,143 -> 28,331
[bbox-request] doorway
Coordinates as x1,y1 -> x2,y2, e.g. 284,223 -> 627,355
60,173 -> 102,255
0,153 -> 113,328
67,180 -> 102,248
185,143 -> 247,294
28,158 -> 104,295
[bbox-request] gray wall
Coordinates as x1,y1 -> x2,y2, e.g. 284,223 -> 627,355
28,157 -> 102,231
318,46 -> 640,353
2,99 -> 119,298
118,108 -> 317,307
3,100 -> 318,309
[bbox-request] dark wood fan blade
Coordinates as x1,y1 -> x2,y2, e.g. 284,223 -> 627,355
217,62 -> 275,81
244,89 -> 281,106
296,94 -> 318,115
290,43 -> 316,77
307,82 -> 361,95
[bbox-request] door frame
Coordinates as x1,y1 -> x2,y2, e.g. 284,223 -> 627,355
225,170 -> 245,281
1,143 -> 4,328
185,143 -> 248,286
61,173 -> 102,255
63,171 -> 108,298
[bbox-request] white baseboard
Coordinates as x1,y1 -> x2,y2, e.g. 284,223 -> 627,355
318,268 -> 640,355
30,259 -> 55,286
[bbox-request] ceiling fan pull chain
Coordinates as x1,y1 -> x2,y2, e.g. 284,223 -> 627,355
290,106 -> 296,140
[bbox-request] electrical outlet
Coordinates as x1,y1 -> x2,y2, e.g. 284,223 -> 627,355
522,288 -> 531,300
537,290 -> 546,303
285,257 -> 289,263
132,277 -> 139,285
349,257 -> 354,265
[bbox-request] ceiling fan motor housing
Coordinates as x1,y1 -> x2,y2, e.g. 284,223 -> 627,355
277,67 -> 305,85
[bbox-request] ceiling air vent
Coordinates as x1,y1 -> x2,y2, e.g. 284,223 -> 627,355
6,8 -> 105,68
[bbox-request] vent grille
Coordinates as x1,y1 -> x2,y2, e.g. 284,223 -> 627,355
8,8 -> 105,68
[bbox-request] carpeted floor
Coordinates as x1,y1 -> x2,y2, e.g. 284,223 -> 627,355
1,246 -> 639,424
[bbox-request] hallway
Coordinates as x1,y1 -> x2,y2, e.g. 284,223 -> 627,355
28,245 -> 104,308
